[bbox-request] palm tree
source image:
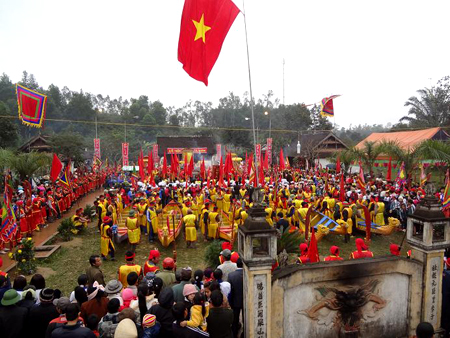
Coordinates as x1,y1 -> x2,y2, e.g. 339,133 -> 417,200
381,140 -> 450,178
330,149 -> 358,174
352,141 -> 385,176
401,87 -> 450,127
9,152 -> 51,181
0,149 -> 14,172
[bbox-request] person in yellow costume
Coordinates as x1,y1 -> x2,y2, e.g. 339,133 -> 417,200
108,200 -> 118,226
136,198 -> 148,234
126,210 -> 140,252
223,189 -> 232,213
215,190 -> 224,212
374,198 -> 385,225
71,208 -> 88,234
100,216 -> 115,261
183,209 -> 197,248
182,199 -> 191,217
208,206 -> 220,239
146,201 -> 158,242
199,200 -> 211,241
296,201 -> 309,233
118,251 -> 143,288
265,204 -> 274,226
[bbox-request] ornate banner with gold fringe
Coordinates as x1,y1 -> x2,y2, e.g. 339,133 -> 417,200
16,84 -> 47,128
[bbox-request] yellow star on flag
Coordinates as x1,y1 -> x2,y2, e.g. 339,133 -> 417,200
192,14 -> 211,43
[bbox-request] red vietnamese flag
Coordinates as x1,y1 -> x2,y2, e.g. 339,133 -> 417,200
336,156 -> 341,174
178,0 -> 240,85
50,154 -> 63,182
200,157 -> 206,180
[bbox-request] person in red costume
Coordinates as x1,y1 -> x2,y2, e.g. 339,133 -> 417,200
297,243 -> 310,264
324,245 -> 344,261
144,249 -> 160,274
350,238 -> 374,259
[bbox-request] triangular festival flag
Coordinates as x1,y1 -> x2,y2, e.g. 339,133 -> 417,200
178,0 -> 240,85
16,84 -> 48,128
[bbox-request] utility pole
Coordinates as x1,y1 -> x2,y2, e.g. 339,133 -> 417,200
283,58 -> 285,105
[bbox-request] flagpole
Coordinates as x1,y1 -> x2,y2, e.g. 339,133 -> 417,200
242,0 -> 259,186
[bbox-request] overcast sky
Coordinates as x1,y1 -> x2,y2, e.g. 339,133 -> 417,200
1,0 -> 449,129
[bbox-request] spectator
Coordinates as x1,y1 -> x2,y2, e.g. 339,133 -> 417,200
203,268 -> 213,283
98,298 -> 120,338
415,322 -> 434,338
142,314 -> 160,338
13,274 -> 27,296
86,314 -> 100,337
172,302 -> 209,338
115,308 -> 141,338
0,289 -> 28,338
74,286 -> 88,307
173,267 -> 198,303
27,288 -> 59,338
0,275 -> 10,302
19,286 -> 37,311
206,290 -> 233,338
158,257 -> 176,288
183,284 -> 198,313
213,269 -> 230,299
70,274 -> 89,302
51,303 -> 96,338
86,255 -> 106,287
180,292 -> 209,332
46,297 -> 83,338
104,280 -> 123,306
121,288 -> 137,310
148,287 -> 175,338
228,258 -> 244,338
125,271 -> 139,296
30,273 -> 46,303
192,270 -> 204,290
217,249 -> 237,281
130,282 -> 157,325
81,283 -> 109,323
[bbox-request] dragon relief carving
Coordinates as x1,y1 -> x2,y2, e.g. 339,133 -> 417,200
299,280 -> 387,335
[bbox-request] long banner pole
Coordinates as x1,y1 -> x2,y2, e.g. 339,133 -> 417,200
242,0 -> 259,186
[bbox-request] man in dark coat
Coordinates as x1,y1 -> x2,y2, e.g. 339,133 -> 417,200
228,258 -> 244,338
51,303 -> 96,338
27,288 -> 60,338
148,287 -> 176,338
0,289 -> 28,338
206,290 -> 233,338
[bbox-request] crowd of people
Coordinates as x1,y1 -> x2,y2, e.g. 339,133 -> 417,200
0,161 -> 449,337
0,246 -> 243,338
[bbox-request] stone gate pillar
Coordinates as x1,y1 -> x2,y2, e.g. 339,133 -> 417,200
238,188 -> 277,338
407,183 -> 450,332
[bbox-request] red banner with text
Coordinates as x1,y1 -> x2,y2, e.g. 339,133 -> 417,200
122,143 -> 129,167
94,138 -> 101,160
267,138 -> 272,166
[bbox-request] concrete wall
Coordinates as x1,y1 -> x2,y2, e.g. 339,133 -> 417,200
271,257 -> 423,338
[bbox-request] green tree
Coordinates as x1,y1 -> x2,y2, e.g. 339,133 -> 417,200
353,141 -> 385,176
401,77 -> 450,127
0,103 -> 18,148
49,131 -> 86,163
9,152 -> 51,181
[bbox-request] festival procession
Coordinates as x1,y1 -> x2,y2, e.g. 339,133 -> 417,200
1,1 -> 450,338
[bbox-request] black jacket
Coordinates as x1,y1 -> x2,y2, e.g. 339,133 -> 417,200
51,323 -> 96,338
228,269 -> 243,309
148,287 -> 175,338
27,302 -> 60,338
206,307 -> 233,338
0,304 -> 28,338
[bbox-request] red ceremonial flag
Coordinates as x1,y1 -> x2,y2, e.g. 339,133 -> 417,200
279,148 -> 285,171
189,154 -> 194,177
247,152 -> 253,177
336,156 -> 341,174
184,153 -> 189,178
178,0 -> 240,85
50,154 -> 63,182
263,150 -> 268,171
307,227 -> 320,263
162,151 -> 168,178
339,174 -> 345,202
139,149 -> 145,181
218,155 -> 225,187
386,157 -> 392,181
200,158 -> 206,180
357,161 -> 366,194
259,161 -> 264,186
147,151 -> 153,175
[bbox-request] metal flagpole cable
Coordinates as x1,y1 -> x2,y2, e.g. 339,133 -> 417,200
242,0 -> 259,185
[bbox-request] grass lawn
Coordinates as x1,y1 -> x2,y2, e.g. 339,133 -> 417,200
31,220 -> 410,296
